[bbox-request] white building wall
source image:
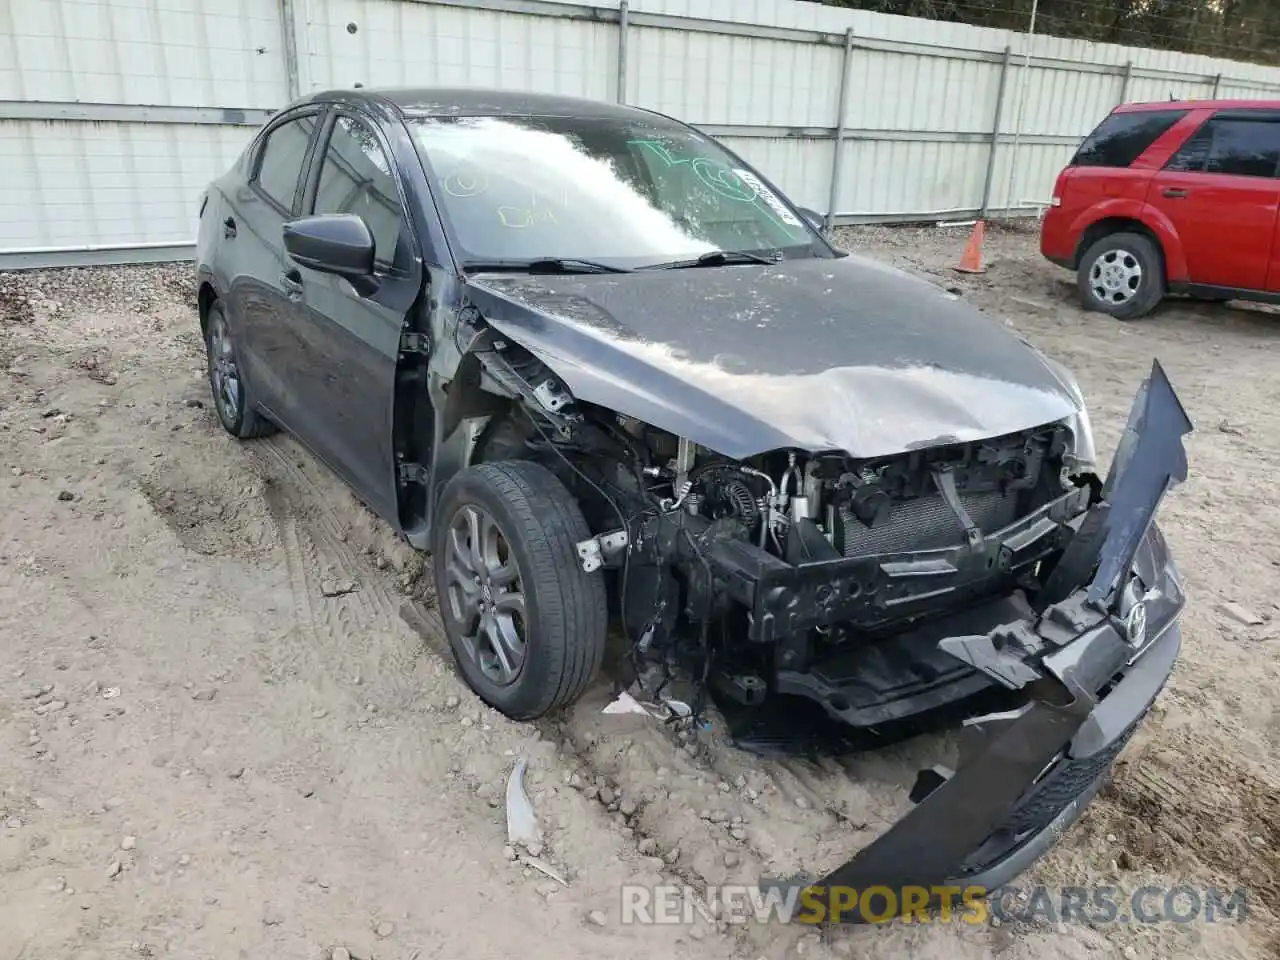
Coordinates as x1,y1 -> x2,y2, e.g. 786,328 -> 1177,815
4,0 -> 1280,266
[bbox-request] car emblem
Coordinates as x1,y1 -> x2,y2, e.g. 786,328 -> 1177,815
1124,600 -> 1148,648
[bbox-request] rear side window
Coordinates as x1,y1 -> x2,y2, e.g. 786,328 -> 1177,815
1165,117 -> 1280,178
254,114 -> 319,212
1072,110 -> 1187,168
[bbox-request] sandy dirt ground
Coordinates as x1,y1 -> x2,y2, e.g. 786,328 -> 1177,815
0,223 -> 1276,960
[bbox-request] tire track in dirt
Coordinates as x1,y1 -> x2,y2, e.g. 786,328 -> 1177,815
125,444 -> 362,708
247,438 -> 429,714
123,419 -> 412,708
272,514 -> 332,682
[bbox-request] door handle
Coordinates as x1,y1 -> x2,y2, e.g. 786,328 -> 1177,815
223,216 -> 237,238
1161,187 -> 1189,199
280,269 -> 304,298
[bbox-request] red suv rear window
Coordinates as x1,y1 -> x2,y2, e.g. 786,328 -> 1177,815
1071,109 -> 1188,168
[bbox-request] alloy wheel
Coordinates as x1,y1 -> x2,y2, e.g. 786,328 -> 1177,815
441,503 -> 527,686
208,311 -> 243,424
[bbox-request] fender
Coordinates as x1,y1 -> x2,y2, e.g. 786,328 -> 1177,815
196,266 -> 219,313
196,265 -> 230,313
1070,199 -> 1188,282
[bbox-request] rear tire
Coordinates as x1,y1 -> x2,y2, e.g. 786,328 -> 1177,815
432,460 -> 607,720
205,300 -> 275,439
1077,231 -> 1165,321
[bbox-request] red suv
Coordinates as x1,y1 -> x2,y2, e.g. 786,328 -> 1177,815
1041,99 -> 1280,320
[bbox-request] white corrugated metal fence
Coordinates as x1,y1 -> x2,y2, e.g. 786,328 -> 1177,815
5,0 -> 1280,268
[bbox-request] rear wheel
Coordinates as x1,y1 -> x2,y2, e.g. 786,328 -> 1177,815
1077,231 -> 1165,321
205,300 -> 275,439
432,460 -> 607,720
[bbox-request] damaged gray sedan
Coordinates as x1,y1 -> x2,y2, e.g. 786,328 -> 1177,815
195,86 -> 1192,904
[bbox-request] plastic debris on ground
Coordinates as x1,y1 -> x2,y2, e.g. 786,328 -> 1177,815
504,756 -> 540,848
602,688 -> 694,723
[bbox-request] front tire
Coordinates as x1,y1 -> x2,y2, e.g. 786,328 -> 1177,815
205,300 -> 275,439
432,460 -> 607,720
1077,231 -> 1165,321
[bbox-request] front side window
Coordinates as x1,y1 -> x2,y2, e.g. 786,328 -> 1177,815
313,116 -> 409,270
407,114 -> 820,267
1072,110 -> 1187,169
255,114 -> 319,212
1165,117 -> 1280,178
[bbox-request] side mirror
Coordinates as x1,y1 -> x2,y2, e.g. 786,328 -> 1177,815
283,213 -> 375,280
796,207 -> 826,232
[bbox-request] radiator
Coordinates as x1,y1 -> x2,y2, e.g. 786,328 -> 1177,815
839,490 -> 1019,558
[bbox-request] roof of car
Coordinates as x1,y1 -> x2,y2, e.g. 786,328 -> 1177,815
298,86 -> 661,122
1116,98 -> 1280,113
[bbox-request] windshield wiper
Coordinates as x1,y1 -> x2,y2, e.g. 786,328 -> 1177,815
643,249 -> 783,270
462,257 -> 633,275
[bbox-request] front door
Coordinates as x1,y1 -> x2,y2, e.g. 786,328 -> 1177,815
284,111 -> 424,525
1147,111 -> 1280,291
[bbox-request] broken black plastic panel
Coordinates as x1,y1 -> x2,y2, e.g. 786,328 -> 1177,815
1086,359 -> 1192,608
774,592 -> 1030,726
812,693 -> 1088,896
784,360 -> 1193,920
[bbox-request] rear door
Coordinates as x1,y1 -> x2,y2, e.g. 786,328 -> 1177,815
284,109 -> 423,524
1147,110 -> 1280,291
227,108 -> 325,425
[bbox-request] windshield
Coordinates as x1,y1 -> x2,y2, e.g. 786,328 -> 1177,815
406,114 -> 821,268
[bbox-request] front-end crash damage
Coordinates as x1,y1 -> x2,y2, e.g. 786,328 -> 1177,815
771,363 -> 1188,910
420,271 -> 1192,914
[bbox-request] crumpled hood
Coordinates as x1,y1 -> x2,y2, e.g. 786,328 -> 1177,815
463,254 -> 1083,460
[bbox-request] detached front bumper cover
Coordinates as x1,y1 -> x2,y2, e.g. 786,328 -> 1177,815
775,360 -> 1193,920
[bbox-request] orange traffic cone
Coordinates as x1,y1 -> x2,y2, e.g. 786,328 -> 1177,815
954,220 -> 986,274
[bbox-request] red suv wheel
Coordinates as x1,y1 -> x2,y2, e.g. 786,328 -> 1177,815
1077,232 -> 1166,321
